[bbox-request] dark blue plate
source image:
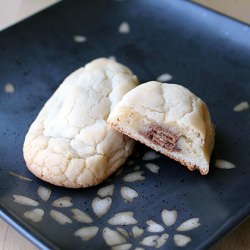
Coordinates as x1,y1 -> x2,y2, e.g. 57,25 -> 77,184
0,0 -> 249,249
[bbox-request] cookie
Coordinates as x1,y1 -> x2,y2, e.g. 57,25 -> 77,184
108,81 -> 215,175
23,58 -> 139,188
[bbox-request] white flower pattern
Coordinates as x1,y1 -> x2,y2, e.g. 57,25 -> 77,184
140,209 -> 200,248
12,150 -> 200,249
13,186 -> 73,224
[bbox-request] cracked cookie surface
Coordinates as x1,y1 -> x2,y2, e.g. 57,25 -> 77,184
108,81 -> 215,175
23,58 -> 139,188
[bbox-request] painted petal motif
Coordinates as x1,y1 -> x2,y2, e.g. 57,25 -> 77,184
120,186 -> 138,202
156,233 -> 169,248
123,171 -> 145,182
13,195 -> 39,206
108,212 -> 137,225
142,151 -> 160,161
50,210 -> 72,225
92,197 -> 112,218
118,22 -> 130,34
146,220 -> 164,232
108,56 -> 116,61
145,163 -> 160,174
140,235 -> 159,247
111,243 -> 132,250
233,101 -> 249,112
4,83 -> 15,93
71,208 -> 93,223
116,227 -> 130,239
215,159 -> 236,169
174,234 -> 191,247
161,209 -> 178,226
156,73 -> 173,82
103,227 -> 127,246
176,218 -> 200,231
9,171 -> 32,182
73,35 -> 87,43
74,226 -> 99,241
52,197 -> 73,207
24,208 -> 44,222
132,226 -> 144,238
97,184 -> 115,198
37,186 -> 51,202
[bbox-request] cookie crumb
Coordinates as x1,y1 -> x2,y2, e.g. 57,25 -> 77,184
73,35 -> 87,43
233,101 -> 249,112
118,22 -> 130,34
4,83 -> 15,93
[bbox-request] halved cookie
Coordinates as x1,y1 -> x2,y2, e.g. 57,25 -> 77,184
108,81 -> 215,175
23,58 -> 139,188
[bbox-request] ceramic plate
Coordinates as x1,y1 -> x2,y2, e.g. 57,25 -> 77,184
0,0 -> 249,249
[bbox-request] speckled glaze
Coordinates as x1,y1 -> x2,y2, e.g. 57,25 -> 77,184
0,0 -> 250,249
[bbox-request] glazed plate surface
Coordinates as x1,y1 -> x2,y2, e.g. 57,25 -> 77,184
0,0 -> 249,249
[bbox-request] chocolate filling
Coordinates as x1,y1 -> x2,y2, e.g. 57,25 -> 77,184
140,124 -> 180,152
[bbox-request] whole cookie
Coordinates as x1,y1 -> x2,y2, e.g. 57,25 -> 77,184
23,58 -> 139,188
108,81 -> 215,175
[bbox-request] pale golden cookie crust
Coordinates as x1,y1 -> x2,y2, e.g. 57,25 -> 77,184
108,81 -> 215,175
23,58 -> 139,188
